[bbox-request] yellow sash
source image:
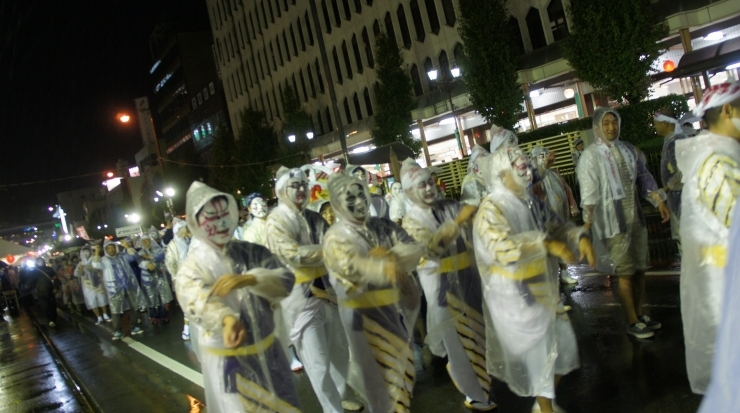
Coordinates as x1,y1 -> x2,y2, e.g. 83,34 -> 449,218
488,259 -> 546,281
204,332 -> 275,356
294,266 -> 328,284
342,289 -> 400,309
701,245 -> 727,268
440,251 -> 471,273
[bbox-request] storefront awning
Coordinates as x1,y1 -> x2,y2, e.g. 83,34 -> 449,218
347,142 -> 416,165
654,36 -> 740,81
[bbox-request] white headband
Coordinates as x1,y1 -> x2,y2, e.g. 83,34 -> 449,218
691,81 -> 740,120
653,113 -> 681,127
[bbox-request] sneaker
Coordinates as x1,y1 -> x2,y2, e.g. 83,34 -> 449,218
465,397 -> 497,411
560,270 -> 578,285
627,322 -> 654,339
151,317 -> 159,326
341,400 -> 363,411
112,331 -> 123,340
103,313 -> 111,322
131,326 -> 143,335
182,332 -> 190,341
95,317 -> 103,325
639,315 -> 661,330
290,357 -> 304,372
48,321 -> 56,328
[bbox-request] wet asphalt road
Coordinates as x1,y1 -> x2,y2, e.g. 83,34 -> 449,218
1,264 -> 704,413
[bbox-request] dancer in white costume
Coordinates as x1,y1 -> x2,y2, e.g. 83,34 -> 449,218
241,192 -> 269,245
675,81 -> 740,394
74,245 -> 110,324
266,166 -> 357,413
388,182 -> 407,224
531,146 -> 580,285
323,173 -> 423,413
176,181 -> 300,413
166,218 -> 192,340
473,144 -> 594,413
137,235 -> 174,324
401,159 -> 497,411
460,145 -> 490,207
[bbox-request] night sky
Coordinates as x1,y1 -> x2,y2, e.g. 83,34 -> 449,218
0,0 -> 210,226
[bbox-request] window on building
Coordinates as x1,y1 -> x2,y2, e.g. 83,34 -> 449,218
237,21 -> 245,48
342,41 -> 353,79
270,42 -> 278,69
258,53 -> 266,79
260,2 -> 268,28
307,64 -> 316,97
548,0 -> 568,42
192,98 -> 197,109
338,0 -> 349,20
453,42 -> 465,62
262,49 -> 270,75
274,0 -> 281,17
397,5 -> 412,49
290,24 -> 298,56
216,39 -> 224,63
283,0 -> 288,11
353,93 -> 363,120
209,82 -> 216,94
441,0 -> 456,26
424,0 -> 440,34
363,88 -> 373,116
332,46 -> 343,84
409,0 -> 425,42
526,7 -> 547,50
305,12 -> 314,45
331,0 -> 342,27
410,64 -> 423,96
296,69 -> 306,101
321,0 -> 332,34
273,87 -> 280,118
373,19 -> 380,39
508,17 -> 526,56
351,34 -> 364,74
424,57 -> 436,91
254,4 -> 263,33
266,93 -> 273,119
283,31 -> 292,61
354,0 -> 362,14
439,50 -> 450,78
266,0 -> 274,23
326,108 -> 334,131
292,75 -> 299,101
248,12 -> 256,38
297,18 -> 306,51
366,0 -> 372,5
315,59 -> 325,93
344,98 -> 353,123
384,12 -> 397,47
361,28 -> 374,68
250,57 -> 258,83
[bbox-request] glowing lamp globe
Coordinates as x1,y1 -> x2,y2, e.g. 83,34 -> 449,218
6,254 -> 14,264
663,60 -> 675,73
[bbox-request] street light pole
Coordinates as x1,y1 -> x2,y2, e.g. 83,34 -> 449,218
428,66 -> 466,157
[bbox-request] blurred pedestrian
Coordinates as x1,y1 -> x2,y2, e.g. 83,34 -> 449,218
577,108 -> 670,339
166,218 -> 191,340
137,235 -> 173,325
675,81 -> 740,394
58,257 -> 83,314
31,258 -> 58,327
75,246 -> 110,324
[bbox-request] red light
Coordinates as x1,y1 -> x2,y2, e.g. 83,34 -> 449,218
663,60 -> 675,72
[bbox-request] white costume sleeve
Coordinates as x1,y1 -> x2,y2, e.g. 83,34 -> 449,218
176,258 -> 240,333
165,242 -> 178,276
266,212 -> 323,267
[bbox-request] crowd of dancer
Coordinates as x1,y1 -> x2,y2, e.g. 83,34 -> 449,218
3,80 -> 740,413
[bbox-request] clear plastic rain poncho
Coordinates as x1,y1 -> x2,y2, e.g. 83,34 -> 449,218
265,167 -> 350,412
74,246 -> 108,310
165,218 -> 190,284
400,158 -> 491,403
176,181 -> 300,413
576,108 -> 666,274
472,146 -> 581,398
531,146 -> 577,220
323,173 -> 423,412
137,235 -> 173,309
388,181 -> 407,222
460,145 -> 490,207
92,240 -> 148,314
675,128 -> 740,394
241,193 -> 269,246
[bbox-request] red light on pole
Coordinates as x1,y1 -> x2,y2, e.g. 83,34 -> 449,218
663,60 -> 675,72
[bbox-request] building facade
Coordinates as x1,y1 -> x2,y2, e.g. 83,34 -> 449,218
207,0 -> 740,167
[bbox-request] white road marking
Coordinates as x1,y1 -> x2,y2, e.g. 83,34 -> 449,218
581,270 -> 679,277
122,337 -> 203,387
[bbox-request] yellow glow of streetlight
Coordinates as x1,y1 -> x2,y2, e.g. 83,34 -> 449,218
119,114 -> 131,123
106,172 -> 114,178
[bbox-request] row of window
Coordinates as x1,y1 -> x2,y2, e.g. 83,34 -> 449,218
191,82 -> 218,110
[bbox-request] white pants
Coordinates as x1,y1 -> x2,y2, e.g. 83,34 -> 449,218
441,324 -> 489,402
294,302 -> 349,413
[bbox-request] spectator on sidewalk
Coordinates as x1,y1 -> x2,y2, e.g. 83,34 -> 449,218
30,258 -> 58,327
577,108 -> 670,339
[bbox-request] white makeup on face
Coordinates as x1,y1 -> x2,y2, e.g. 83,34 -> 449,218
508,148 -> 533,188
249,197 -> 268,218
343,184 -> 368,222
351,168 -> 366,181
286,177 -> 308,206
197,197 -> 234,246
391,182 -> 403,196
415,177 -> 438,206
81,250 -> 90,259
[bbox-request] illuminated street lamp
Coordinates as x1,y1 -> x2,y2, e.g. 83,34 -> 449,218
127,213 -> 141,224
164,187 -> 175,197
119,114 -> 131,123
427,64 -> 465,155
117,108 -> 167,183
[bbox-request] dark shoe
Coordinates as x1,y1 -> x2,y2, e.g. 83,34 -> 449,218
639,315 -> 661,330
627,322 -> 654,339
151,317 -> 159,326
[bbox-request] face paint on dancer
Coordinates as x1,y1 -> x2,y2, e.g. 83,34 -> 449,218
249,196 -> 268,218
341,183 -> 369,223
503,147 -> 533,194
391,182 -> 403,196
196,196 -> 235,247
414,176 -> 438,206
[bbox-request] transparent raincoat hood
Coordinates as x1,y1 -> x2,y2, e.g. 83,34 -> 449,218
185,181 -> 239,250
